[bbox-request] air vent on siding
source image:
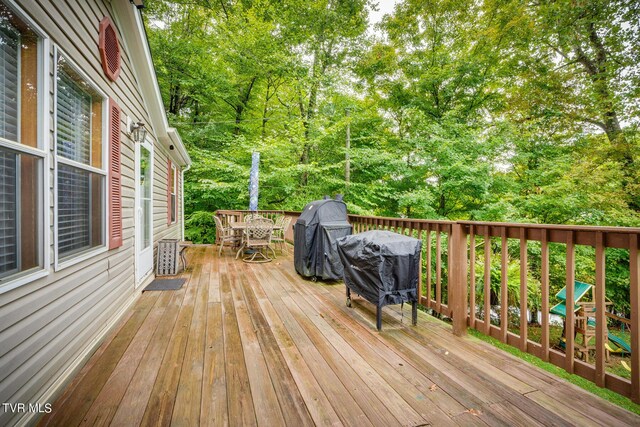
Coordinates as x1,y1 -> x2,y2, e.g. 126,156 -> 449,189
99,17 -> 121,82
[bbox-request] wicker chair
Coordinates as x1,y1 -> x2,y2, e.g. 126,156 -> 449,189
243,213 -> 264,222
272,215 -> 292,254
236,218 -> 277,263
213,215 -> 240,256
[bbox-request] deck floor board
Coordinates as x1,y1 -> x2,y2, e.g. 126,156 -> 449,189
40,246 -> 640,426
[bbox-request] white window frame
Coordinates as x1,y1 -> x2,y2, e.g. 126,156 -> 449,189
53,46 -> 108,272
0,0 -> 50,294
171,163 -> 177,224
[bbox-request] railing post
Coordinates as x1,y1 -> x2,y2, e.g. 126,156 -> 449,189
630,234 -> 640,403
451,223 -> 468,336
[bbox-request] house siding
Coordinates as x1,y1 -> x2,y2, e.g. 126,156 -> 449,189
0,1 -> 185,425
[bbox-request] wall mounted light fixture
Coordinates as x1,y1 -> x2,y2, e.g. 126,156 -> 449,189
130,121 -> 147,143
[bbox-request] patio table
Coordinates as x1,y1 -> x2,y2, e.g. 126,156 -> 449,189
230,222 -> 283,259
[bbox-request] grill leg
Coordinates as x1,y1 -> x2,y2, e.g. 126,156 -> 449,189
346,287 -> 352,307
376,306 -> 382,331
412,301 -> 417,326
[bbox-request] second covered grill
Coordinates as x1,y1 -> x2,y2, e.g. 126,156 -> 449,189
336,230 -> 422,330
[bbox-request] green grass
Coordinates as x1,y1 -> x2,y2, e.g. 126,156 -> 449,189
467,328 -> 640,415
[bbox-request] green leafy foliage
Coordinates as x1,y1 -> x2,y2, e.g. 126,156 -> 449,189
184,211 -> 217,244
144,0 -> 640,317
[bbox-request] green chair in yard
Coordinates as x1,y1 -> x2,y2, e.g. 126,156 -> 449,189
549,280 -> 593,317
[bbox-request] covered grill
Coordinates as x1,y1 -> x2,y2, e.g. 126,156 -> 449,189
294,197 -> 352,280
336,230 -> 422,330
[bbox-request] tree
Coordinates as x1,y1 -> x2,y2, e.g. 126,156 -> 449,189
504,0 -> 640,208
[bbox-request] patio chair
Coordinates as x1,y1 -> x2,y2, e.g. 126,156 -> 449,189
237,218 -> 277,263
213,215 -> 240,256
272,215 -> 292,254
243,213 -> 264,222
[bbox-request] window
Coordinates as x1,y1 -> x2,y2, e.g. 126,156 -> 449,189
169,162 -> 177,224
0,2 -> 45,285
55,51 -> 106,263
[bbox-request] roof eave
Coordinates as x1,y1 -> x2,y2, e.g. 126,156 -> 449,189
111,0 -> 191,167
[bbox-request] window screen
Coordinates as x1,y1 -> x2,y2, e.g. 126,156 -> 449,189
0,18 -> 19,142
56,70 -> 91,163
57,164 -> 90,256
0,148 -> 17,276
55,52 -> 105,261
0,5 -> 42,283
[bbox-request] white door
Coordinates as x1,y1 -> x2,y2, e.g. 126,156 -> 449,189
135,138 -> 154,283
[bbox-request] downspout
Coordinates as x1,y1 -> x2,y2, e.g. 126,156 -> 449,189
181,163 -> 191,241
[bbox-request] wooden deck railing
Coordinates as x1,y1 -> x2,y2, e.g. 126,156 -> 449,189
214,210 -> 640,403
457,221 -> 640,402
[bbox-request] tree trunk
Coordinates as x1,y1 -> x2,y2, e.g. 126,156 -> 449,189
571,20 -> 637,209
233,76 -> 257,135
438,193 -> 446,217
300,50 -> 321,187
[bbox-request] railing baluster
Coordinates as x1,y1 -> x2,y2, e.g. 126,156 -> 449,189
447,226 -> 453,313
520,228 -> 528,352
436,225 -> 442,314
426,225 -> 432,310
541,229 -> 550,362
469,225 -> 476,329
417,227 -> 423,306
565,231 -> 576,374
500,228 -> 508,342
595,232 -> 606,388
630,234 -> 640,403
484,229 -> 491,335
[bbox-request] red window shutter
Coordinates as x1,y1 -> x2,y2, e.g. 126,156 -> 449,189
167,159 -> 172,225
109,99 -> 123,249
98,17 -> 121,82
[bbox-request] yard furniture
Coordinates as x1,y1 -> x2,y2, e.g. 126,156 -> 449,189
272,215 -> 292,254
243,213 -> 264,221
214,214 -> 241,256
337,230 -> 421,331
236,218 -> 277,263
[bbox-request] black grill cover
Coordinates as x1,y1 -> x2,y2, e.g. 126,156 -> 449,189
294,198 -> 352,280
336,230 -> 422,306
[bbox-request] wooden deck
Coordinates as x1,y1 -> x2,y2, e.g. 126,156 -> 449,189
39,246 -> 639,426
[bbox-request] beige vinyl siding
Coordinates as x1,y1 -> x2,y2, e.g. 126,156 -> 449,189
0,1 -> 185,425
153,147 -> 183,243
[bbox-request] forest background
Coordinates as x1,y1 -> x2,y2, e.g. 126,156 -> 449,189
144,0 -> 640,315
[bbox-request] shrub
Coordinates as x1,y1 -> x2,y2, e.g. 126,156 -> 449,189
185,211 -> 216,244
